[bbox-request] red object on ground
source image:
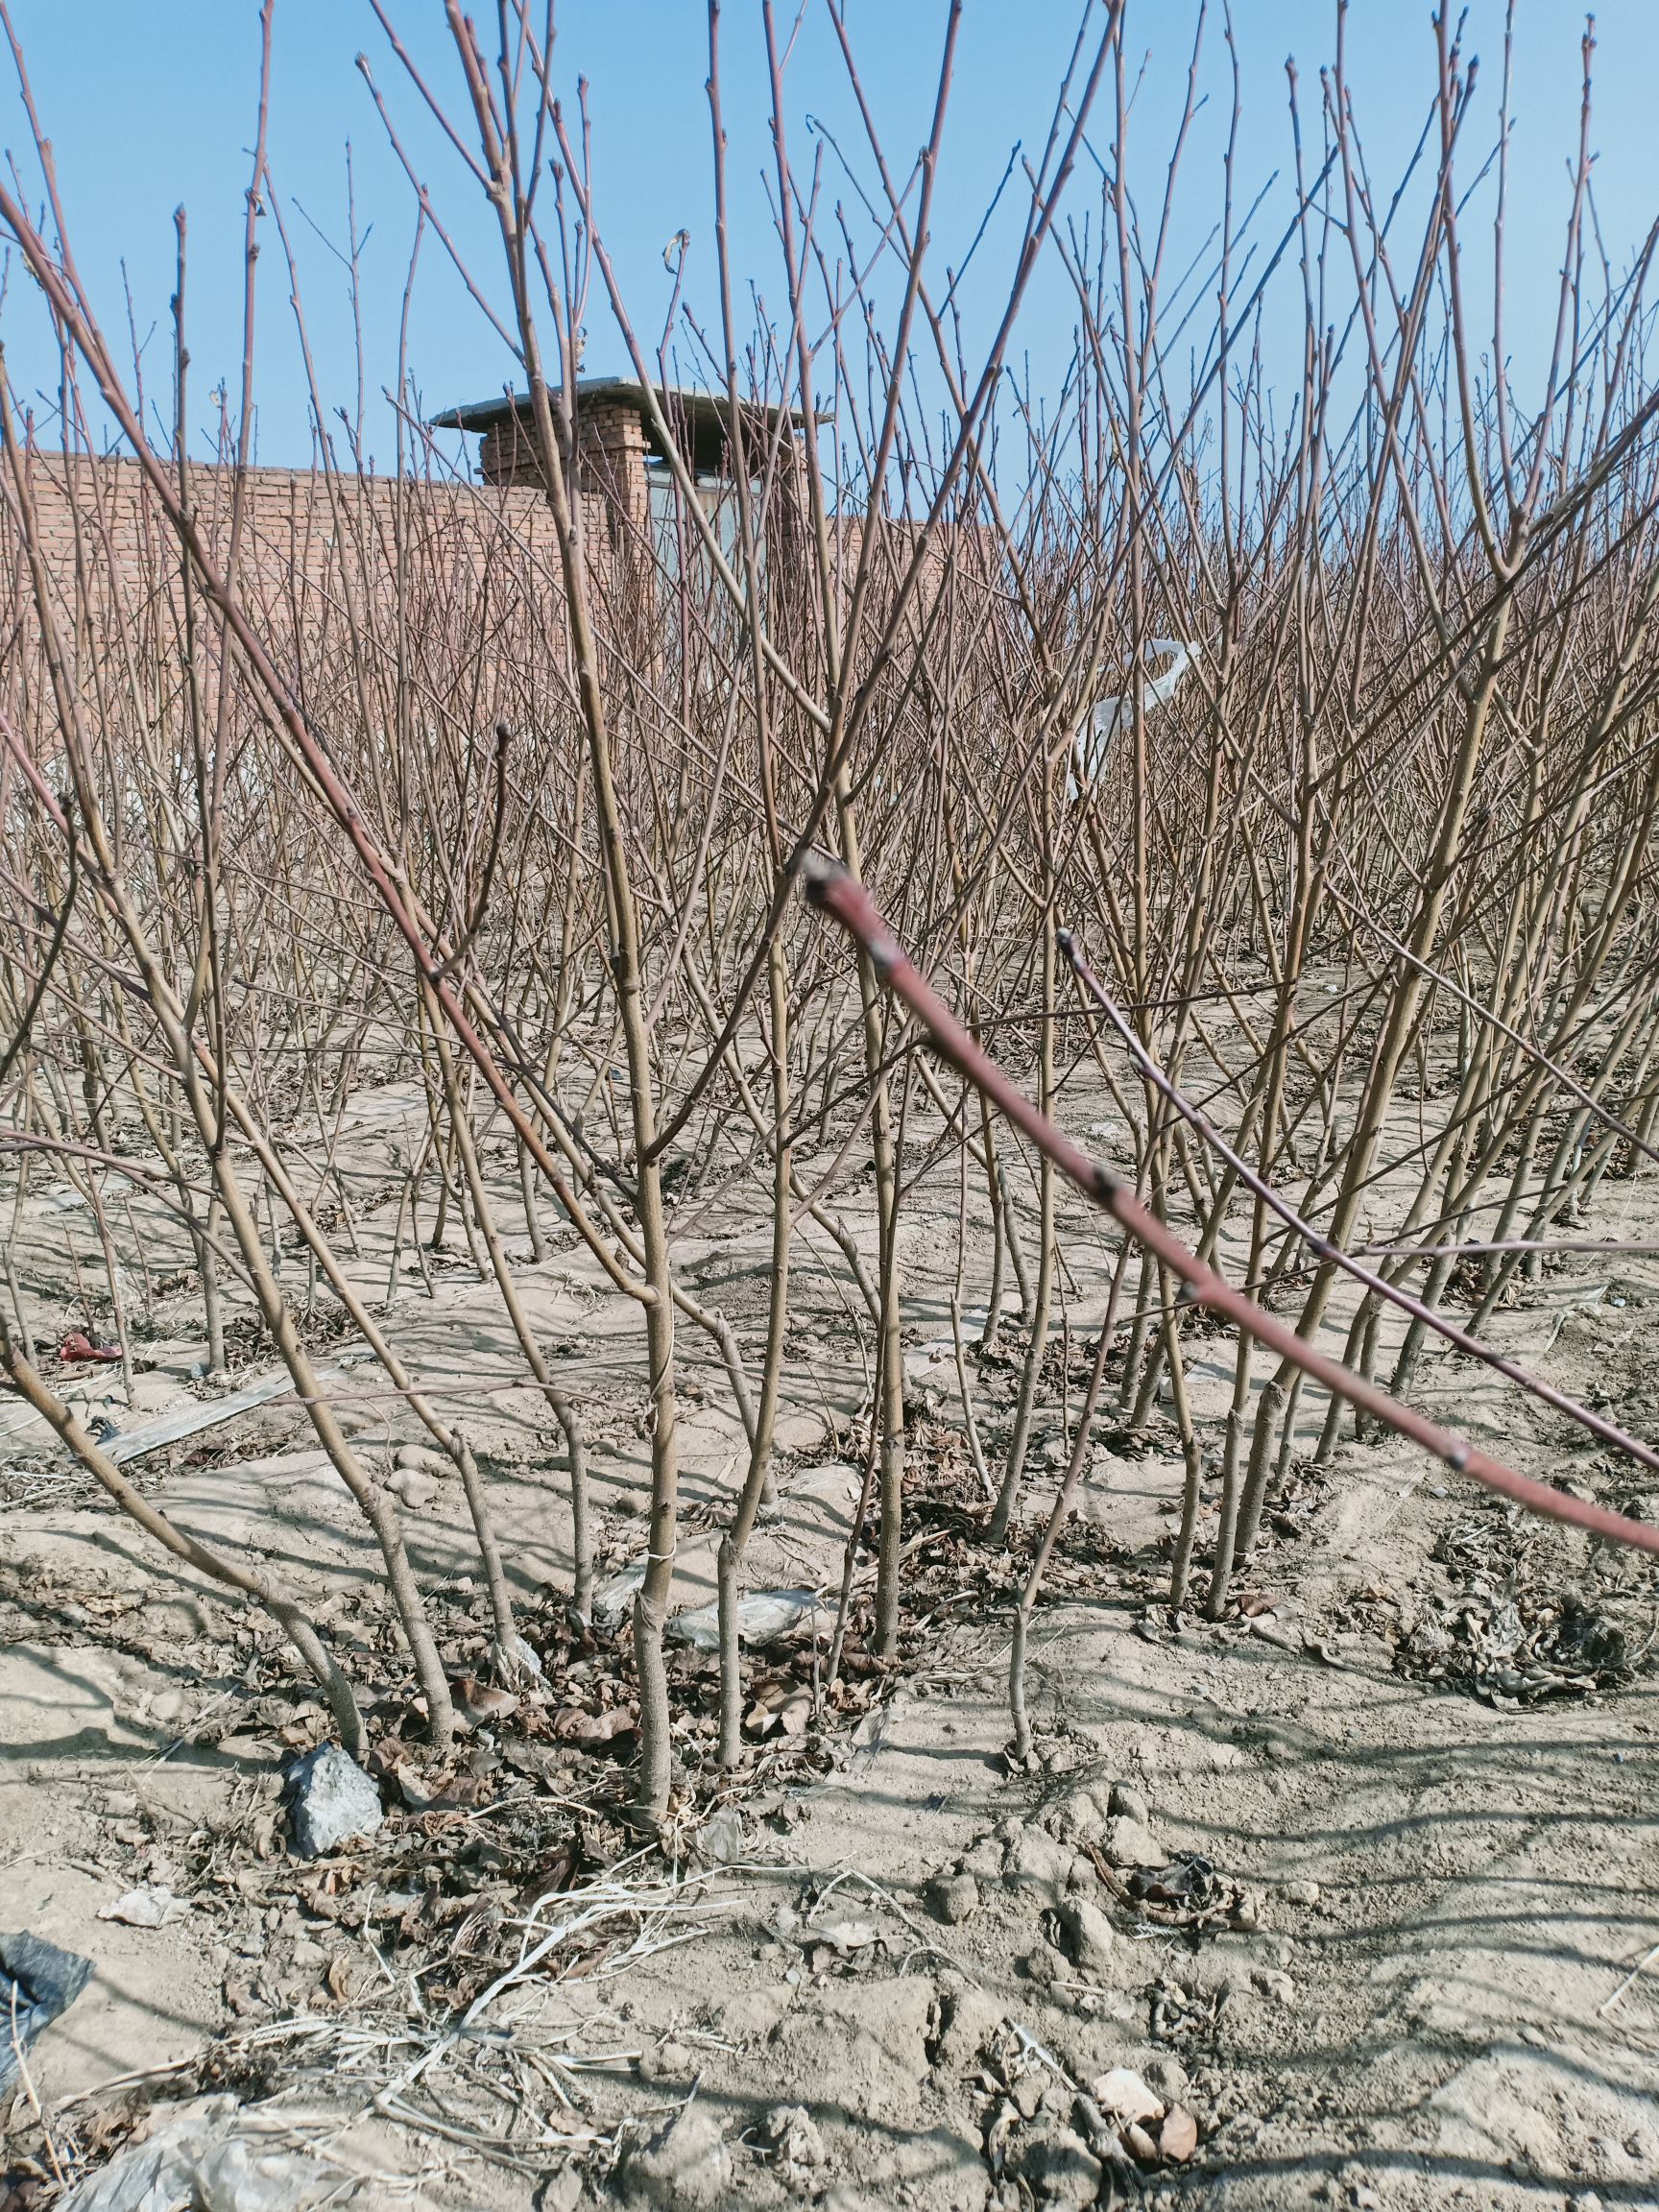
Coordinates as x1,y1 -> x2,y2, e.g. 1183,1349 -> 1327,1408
58,1332 -> 122,1364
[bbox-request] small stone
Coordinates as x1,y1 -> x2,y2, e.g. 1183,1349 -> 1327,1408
1159,2106 -> 1199,2162
1099,1815 -> 1166,1871
1142,2056 -> 1190,2104
1108,1783 -> 1150,1823
387,1467 -> 438,1510
285,1743 -> 384,1859
959,1822 -> 999,1875
1012,2125 -> 1103,2206
1253,1967 -> 1297,2008
618,2104 -> 732,2208
1092,2068 -> 1165,2126
1056,1896 -> 1117,1974
1046,1787 -> 1105,1844
928,1870 -> 981,1925
637,2037 -> 695,2085
961,1834 -> 1006,1883
759,2104 -> 826,2170
394,1442 -> 451,1475
1004,1825 -> 1079,1900
1284,1878 -> 1321,1908
933,1984 -> 1009,2076
1022,1944 -> 1062,1986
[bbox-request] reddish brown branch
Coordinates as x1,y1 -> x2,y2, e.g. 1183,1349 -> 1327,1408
802,855 -> 1659,1561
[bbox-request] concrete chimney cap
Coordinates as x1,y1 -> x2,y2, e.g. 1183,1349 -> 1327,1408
429,377 -> 814,479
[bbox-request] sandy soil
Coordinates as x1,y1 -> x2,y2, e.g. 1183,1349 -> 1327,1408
4,1070 -> 1659,2212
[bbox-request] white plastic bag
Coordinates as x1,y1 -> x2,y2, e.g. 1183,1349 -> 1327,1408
1070,637 -> 1197,796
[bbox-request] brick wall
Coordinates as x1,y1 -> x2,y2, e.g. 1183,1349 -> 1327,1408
0,444 -> 873,672
2,449 -> 567,619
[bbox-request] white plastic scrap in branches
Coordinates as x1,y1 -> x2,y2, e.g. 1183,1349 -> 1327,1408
1070,638 -> 1197,797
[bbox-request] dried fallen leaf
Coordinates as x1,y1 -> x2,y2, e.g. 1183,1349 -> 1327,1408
776,1688 -> 812,1738
1124,2120 -> 1160,2164
552,1703 -> 636,1751
517,1839 -> 582,1910
802,1911 -> 879,1957
223,1969 -> 262,2019
449,1673 -> 519,1730
98,1884 -> 188,1929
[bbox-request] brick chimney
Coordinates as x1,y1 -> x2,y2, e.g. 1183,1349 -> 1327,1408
431,380 -> 813,555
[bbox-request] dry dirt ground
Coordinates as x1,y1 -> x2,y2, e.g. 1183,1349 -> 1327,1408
4,1075 -> 1659,2211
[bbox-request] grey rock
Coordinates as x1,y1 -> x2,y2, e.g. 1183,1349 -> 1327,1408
928,1869 -> 981,1925
1092,2067 -> 1165,2125
1182,1941 -> 1256,2000
619,2104 -> 732,2208
1099,1815 -> 1166,1871
1056,1896 -> 1116,1975
1108,1783 -> 1150,1823
960,1834 -> 1006,1883
1012,2124 -> 1104,2206
285,1744 -> 384,1859
758,2104 -> 826,2170
1022,1943 -> 1062,1986
1046,1787 -> 1105,1845
1012,2074 -> 1046,2120
637,2038 -> 695,2085
933,1982 -> 1010,2077
386,1466 -> 438,1511
1142,2055 -> 1190,2104
394,1443 -> 450,1476
1004,1824 -> 1078,1899
1284,1878 -> 1321,1908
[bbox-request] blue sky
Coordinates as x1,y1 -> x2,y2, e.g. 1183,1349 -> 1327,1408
0,3 -> 1653,476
